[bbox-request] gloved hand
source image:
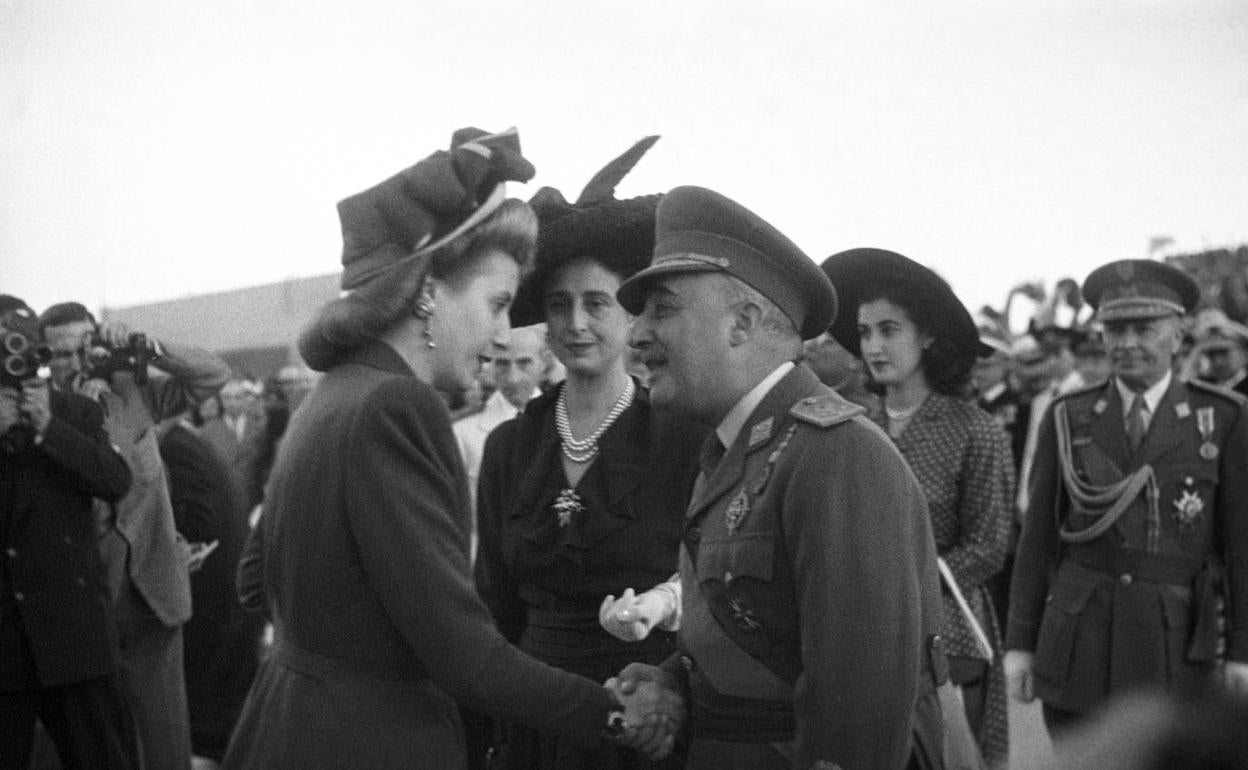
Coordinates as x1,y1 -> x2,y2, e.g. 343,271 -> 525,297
599,582 -> 680,642
1004,649 -> 1035,703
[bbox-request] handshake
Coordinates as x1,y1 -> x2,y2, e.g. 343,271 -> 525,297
604,663 -> 686,760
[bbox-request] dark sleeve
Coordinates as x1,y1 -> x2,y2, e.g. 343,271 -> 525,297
1006,400 -> 1065,651
786,421 -> 935,770
473,419 -> 526,643
236,513 -> 270,620
39,391 -> 132,502
344,380 -> 614,743
162,432 -> 223,543
943,413 -> 1015,591
1218,401 -> 1248,661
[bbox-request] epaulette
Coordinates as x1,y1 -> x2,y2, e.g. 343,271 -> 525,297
1187,378 -> 1248,406
789,393 -> 866,428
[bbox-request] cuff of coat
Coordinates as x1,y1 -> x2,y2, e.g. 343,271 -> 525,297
1004,621 -> 1038,652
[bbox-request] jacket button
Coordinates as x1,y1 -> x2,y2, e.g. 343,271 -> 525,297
5,548 -> 15,558
13,591 -> 24,601
1120,573 -> 1133,586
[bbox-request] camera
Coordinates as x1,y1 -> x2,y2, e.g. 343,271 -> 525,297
83,332 -> 152,386
1,306 -> 49,454
1,307 -> 51,389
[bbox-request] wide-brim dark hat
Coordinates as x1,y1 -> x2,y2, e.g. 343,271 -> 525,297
820,247 -> 988,359
510,136 -> 661,327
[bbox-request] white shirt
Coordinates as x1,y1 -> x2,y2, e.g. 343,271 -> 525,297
1115,369 -> 1172,434
715,362 -> 795,451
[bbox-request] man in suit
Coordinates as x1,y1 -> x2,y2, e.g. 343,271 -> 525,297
200,378 -> 268,511
616,186 -> 946,769
160,413 -> 264,763
1005,259 -> 1248,735
0,295 -> 138,768
40,302 -> 231,770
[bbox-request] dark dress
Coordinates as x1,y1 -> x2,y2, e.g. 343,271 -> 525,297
223,342 -> 618,770
475,382 -> 705,769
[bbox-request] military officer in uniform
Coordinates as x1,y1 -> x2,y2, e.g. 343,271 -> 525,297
615,186 -> 947,770
1005,259 -> 1248,735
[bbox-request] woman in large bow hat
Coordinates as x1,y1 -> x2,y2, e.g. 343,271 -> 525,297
821,248 -> 1015,768
224,129 -> 676,769
474,137 -> 705,769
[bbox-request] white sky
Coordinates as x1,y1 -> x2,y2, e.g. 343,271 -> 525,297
3,0 -> 1246,324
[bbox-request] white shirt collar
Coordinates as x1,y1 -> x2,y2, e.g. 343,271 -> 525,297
1115,369 -> 1172,416
716,362 -> 795,450
980,382 -> 1007,403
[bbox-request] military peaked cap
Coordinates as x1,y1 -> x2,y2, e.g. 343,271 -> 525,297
1082,259 -> 1199,322
616,185 -> 837,340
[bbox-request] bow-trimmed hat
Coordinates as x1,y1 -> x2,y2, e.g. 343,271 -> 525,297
511,136 -> 661,326
1082,259 -> 1200,322
820,247 -> 987,359
616,186 -> 836,340
336,126 -> 535,291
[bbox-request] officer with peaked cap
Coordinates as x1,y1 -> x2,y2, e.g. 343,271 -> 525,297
616,186 -> 947,769
1005,258 -> 1248,736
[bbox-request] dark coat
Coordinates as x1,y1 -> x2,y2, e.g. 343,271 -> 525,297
161,421 -> 262,760
1008,377 -> 1248,713
0,389 -> 132,689
670,364 -> 945,770
223,342 -> 614,769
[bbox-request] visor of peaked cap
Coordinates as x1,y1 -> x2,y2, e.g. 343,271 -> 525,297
1082,259 -> 1199,323
511,136 -> 662,327
820,247 -> 983,359
616,185 -> 836,340
337,127 -> 535,291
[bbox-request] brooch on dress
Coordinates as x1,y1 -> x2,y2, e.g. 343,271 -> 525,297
553,488 -> 584,528
1172,480 -> 1204,528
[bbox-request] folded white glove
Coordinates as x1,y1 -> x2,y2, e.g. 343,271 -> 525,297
599,580 -> 681,642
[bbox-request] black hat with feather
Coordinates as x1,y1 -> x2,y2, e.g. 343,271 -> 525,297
510,136 -> 661,326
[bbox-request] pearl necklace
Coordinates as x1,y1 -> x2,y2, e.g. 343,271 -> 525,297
556,378 -> 636,463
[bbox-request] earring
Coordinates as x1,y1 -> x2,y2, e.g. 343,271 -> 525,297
414,298 -> 435,320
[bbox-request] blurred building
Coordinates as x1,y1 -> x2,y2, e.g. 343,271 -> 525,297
101,274 -> 338,380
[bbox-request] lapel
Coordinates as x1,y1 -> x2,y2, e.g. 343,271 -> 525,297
1134,378 -> 1190,467
1088,381 -> 1131,471
688,364 -> 821,521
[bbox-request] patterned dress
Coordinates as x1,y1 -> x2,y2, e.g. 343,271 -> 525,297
874,393 -> 1015,767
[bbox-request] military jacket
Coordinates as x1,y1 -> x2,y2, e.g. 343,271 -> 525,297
673,364 -> 945,770
1007,377 -> 1248,713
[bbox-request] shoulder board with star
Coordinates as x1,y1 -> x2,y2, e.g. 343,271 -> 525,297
1186,378 -> 1248,407
789,393 -> 866,428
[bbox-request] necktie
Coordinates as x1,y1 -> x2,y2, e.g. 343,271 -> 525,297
1126,394 -> 1148,452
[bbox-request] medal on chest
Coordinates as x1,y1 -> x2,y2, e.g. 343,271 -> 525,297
1196,407 -> 1218,460
1172,477 -> 1204,528
725,489 -> 750,535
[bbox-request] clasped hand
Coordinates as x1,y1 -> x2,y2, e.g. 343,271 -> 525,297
604,663 -> 685,760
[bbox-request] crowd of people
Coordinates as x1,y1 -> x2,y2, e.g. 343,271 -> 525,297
3,125 -> 1247,770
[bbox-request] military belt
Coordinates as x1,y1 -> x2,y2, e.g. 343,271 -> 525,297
1066,542 -> 1204,585
687,666 -> 795,742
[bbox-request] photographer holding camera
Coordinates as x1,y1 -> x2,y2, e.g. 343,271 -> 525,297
40,301 -> 231,770
1,295 -> 139,769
